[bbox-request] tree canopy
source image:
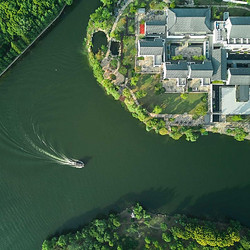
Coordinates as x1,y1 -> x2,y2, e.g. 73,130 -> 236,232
0,0 -> 72,73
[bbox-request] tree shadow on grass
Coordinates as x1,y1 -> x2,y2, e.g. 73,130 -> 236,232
49,187 -> 175,238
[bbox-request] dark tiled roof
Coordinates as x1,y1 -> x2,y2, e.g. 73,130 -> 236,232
237,85 -> 250,102
139,40 -> 164,56
167,8 -> 212,35
190,61 -> 213,78
165,62 -> 189,78
211,49 -> 227,81
146,21 -> 166,34
229,68 -> 250,85
229,17 -> 250,39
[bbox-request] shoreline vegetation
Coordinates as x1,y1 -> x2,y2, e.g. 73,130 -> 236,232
85,0 -> 250,142
42,203 -> 250,249
0,0 -> 73,77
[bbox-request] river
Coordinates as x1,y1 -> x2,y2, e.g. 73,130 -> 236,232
0,1 -> 249,249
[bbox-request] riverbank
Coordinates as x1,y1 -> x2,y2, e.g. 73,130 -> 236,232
0,1 -> 72,78
85,0 -> 250,142
42,203 -> 250,249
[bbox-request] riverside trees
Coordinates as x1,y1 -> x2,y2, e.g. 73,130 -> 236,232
42,203 -> 250,249
0,0 -> 72,73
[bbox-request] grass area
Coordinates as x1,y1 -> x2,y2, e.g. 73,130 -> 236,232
134,74 -> 208,115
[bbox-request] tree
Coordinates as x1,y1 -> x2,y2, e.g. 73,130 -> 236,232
118,66 -> 127,76
135,90 -> 147,99
65,0 -> 73,5
159,128 -> 168,135
180,93 -> 188,100
234,128 -> 248,141
170,1 -> 176,8
153,105 -> 162,114
185,129 -> 199,142
231,115 -> 243,122
162,232 -> 172,242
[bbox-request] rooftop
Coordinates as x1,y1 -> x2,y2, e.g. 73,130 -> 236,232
221,86 -> 250,114
227,17 -> 250,39
165,63 -> 189,78
167,8 -> 212,35
190,61 -> 213,78
146,21 -> 166,35
211,48 -> 227,81
228,68 -> 250,85
139,40 -> 164,56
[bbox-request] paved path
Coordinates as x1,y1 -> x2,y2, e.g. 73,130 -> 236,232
223,0 -> 247,4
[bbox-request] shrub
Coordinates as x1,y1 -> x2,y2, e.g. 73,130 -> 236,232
118,66 -> 127,76
162,232 -> 172,243
153,105 -> 162,114
180,93 -> 188,100
234,128 -> 248,141
231,115 -> 243,122
159,128 -> 168,135
110,59 -> 118,69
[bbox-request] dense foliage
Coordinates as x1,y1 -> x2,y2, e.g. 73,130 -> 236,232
0,0 -> 72,73
42,203 -> 250,249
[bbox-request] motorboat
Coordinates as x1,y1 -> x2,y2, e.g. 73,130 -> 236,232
70,159 -> 85,168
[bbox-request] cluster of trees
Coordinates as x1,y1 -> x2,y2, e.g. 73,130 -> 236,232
226,127 -> 248,141
42,203 -> 250,250
171,219 -> 241,248
169,126 -> 202,142
42,214 -> 133,249
0,0 -> 72,73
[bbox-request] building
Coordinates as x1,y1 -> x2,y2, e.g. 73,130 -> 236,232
137,8 -> 250,119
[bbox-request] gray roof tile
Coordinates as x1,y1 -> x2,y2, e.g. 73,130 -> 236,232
146,21 -> 166,35
211,49 -> 227,81
229,68 -> 250,85
167,8 -> 212,35
165,63 -> 189,78
228,17 -> 250,39
139,40 -> 164,56
190,61 -> 213,78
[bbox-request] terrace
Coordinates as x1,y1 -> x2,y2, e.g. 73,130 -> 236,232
170,42 -> 204,61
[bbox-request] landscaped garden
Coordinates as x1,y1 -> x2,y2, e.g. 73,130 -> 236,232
132,74 -> 208,116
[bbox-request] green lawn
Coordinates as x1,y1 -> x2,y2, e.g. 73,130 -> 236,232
134,74 -> 208,114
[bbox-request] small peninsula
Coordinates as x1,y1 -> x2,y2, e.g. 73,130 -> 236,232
42,203 -> 250,249
86,0 -> 250,142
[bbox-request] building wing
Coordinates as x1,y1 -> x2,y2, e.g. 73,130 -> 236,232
227,17 -> 250,39
228,68 -> 250,85
211,49 -> 227,81
167,8 -> 212,35
164,63 -> 189,78
190,61 -> 213,78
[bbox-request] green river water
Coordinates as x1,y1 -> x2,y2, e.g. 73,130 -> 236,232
0,1 -> 249,249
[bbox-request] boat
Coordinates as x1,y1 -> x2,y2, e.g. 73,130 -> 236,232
70,160 -> 85,168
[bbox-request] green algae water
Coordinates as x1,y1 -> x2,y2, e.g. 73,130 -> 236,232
0,1 -> 249,249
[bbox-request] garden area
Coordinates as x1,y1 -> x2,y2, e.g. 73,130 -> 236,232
132,74 -> 208,116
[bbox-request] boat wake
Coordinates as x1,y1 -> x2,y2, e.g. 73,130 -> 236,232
0,119 -> 83,168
